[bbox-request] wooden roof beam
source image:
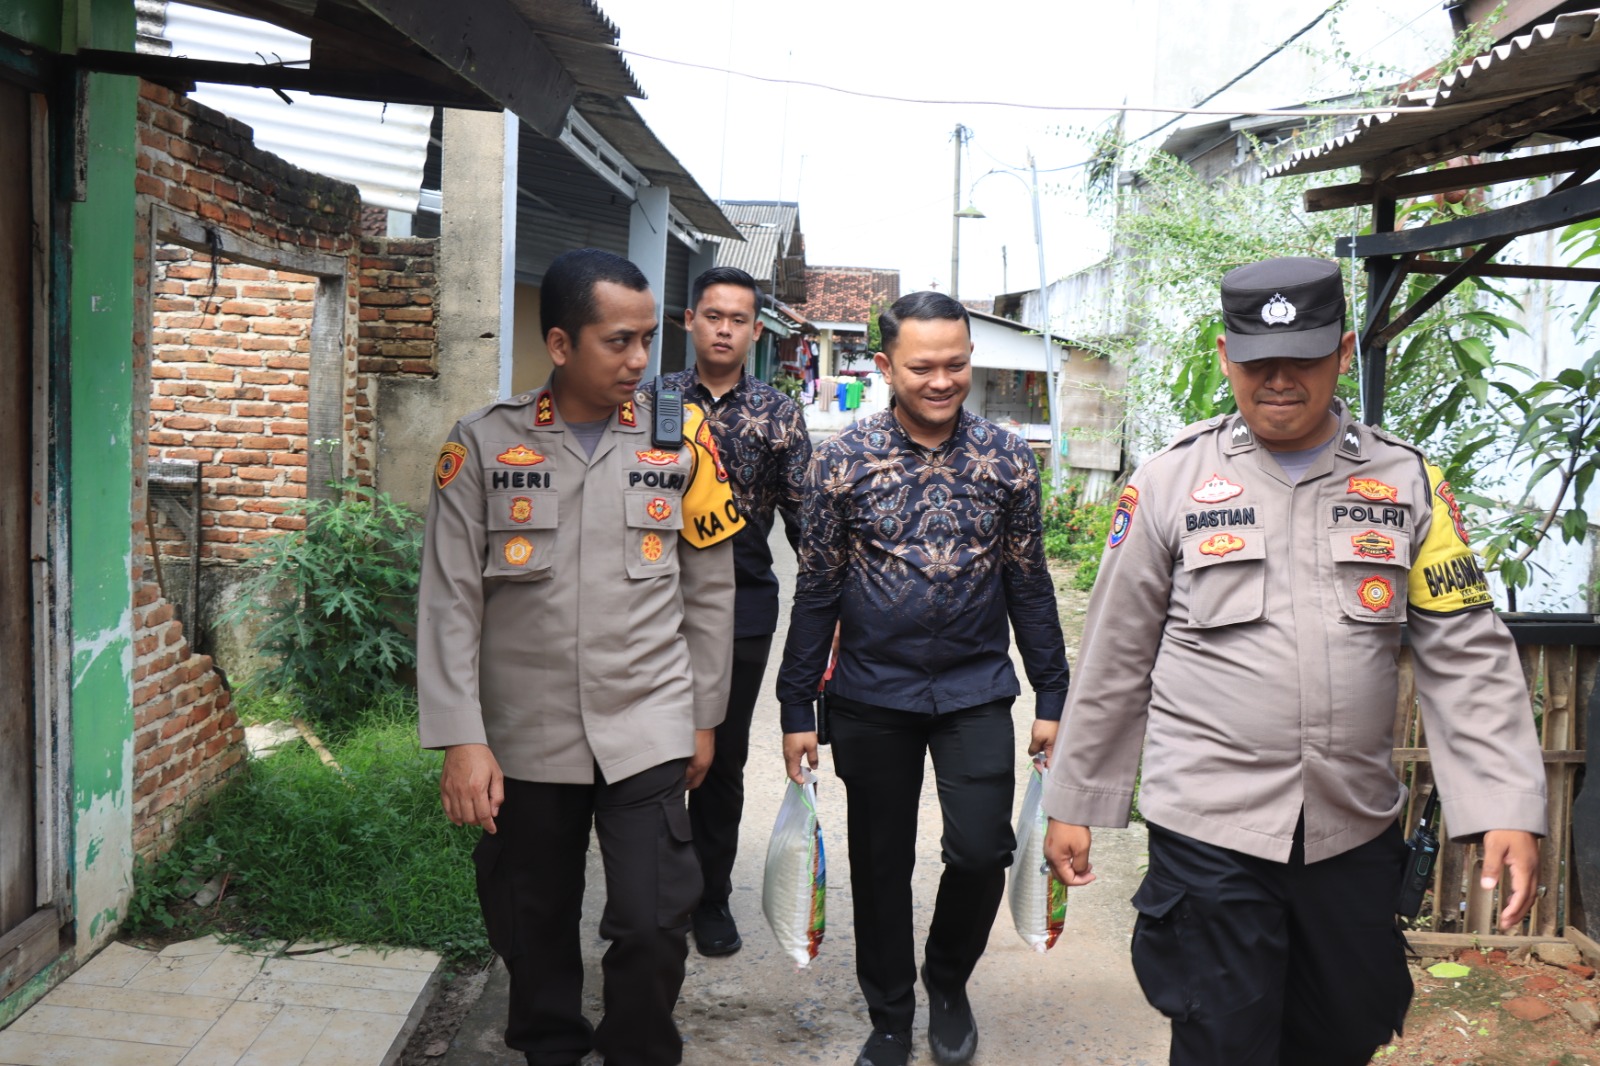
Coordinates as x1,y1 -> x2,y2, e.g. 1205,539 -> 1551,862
1336,177 -> 1600,258
74,49 -> 491,109
1305,144 -> 1600,212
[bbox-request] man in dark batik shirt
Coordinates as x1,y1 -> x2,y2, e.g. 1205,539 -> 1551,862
661,266 -> 811,958
776,291 -> 1069,1066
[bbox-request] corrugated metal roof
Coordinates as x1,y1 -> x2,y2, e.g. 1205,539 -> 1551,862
711,201 -> 803,299
714,202 -> 798,278
155,2 -> 432,212
1272,8 -> 1600,178
508,0 -> 642,101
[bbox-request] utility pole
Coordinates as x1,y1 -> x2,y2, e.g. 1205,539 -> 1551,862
950,123 -> 970,300
1027,149 -> 1062,492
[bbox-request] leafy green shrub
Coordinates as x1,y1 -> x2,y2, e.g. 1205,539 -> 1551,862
126,694 -> 488,962
1040,481 -> 1113,592
225,479 -> 421,731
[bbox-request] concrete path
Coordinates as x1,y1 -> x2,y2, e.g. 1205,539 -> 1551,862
0,935 -> 439,1066
444,522 -> 1168,1065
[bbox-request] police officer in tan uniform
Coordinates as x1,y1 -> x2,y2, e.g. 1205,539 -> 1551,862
1042,257 -> 1547,1066
417,248 -> 742,1066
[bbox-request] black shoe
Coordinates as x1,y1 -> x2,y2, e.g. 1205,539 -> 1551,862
921,963 -> 976,1066
691,899 -> 742,957
855,1028 -> 912,1066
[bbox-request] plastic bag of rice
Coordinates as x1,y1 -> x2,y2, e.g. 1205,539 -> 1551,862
1009,754 -> 1067,952
762,767 -> 825,968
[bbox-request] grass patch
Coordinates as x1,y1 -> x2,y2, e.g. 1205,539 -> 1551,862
127,692 -> 489,964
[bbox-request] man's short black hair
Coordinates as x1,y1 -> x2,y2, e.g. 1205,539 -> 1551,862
541,248 -> 650,342
878,291 -> 970,354
690,266 -> 763,314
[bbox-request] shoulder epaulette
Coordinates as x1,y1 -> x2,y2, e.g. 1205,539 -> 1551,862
459,390 -> 536,428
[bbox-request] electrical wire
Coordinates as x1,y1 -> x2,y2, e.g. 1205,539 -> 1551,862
534,29 -> 1438,119
1133,0 -> 1344,145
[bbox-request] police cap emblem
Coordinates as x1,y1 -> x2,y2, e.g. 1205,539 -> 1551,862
1261,294 -> 1296,326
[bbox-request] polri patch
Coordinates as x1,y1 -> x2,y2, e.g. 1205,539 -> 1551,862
1350,530 -> 1396,560
647,497 -> 672,522
641,533 -> 664,563
1108,485 -> 1139,549
635,448 -> 682,466
510,496 -> 533,524
435,442 -> 468,490
1436,479 -> 1470,545
497,444 -> 545,466
1191,474 -> 1243,504
698,419 -> 730,483
1348,477 -> 1399,503
1357,575 -> 1395,612
619,401 -> 637,427
1198,532 -> 1245,557
504,535 -> 534,568
535,391 -> 555,426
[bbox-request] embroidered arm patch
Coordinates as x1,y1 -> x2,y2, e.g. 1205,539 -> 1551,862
679,403 -> 745,549
435,441 -> 468,490
1408,463 -> 1493,614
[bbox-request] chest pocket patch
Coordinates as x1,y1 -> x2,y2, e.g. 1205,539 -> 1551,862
1326,528 -> 1410,623
624,489 -> 683,579
1180,527 -> 1266,627
484,492 -> 557,581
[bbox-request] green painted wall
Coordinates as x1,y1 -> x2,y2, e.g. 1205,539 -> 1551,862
0,0 -> 62,52
66,0 -> 137,955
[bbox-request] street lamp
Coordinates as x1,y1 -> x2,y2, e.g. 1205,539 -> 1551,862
964,155 -> 1062,492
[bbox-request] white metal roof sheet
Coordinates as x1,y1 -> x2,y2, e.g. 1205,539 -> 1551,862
160,3 -> 432,212
1271,8 -> 1600,179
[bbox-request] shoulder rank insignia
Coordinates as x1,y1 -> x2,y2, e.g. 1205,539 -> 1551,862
619,401 -> 637,427
1348,477 -> 1398,503
503,536 -> 534,567
1108,485 -> 1139,548
635,448 -> 682,466
497,444 -> 546,466
435,442 -> 468,490
1191,474 -> 1243,504
1338,426 -> 1362,458
1357,575 -> 1395,612
535,391 -> 555,427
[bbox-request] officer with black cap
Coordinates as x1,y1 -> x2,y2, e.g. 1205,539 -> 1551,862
1040,256 -> 1547,1065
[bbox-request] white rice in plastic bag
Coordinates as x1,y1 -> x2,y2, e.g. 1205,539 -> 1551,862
1009,754 -> 1067,952
762,767 -> 826,968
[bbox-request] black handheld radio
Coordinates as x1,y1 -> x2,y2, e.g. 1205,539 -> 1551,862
1397,788 -> 1442,920
652,376 -> 684,449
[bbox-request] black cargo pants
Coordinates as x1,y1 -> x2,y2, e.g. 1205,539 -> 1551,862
1131,818 -> 1413,1066
474,759 -> 701,1066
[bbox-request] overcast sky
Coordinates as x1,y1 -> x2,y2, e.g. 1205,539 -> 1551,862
598,0 -> 1452,303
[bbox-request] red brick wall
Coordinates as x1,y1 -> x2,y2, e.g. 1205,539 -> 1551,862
129,81 -> 386,856
149,249 -> 315,561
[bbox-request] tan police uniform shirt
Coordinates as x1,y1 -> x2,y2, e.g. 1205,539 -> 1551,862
1043,400 -> 1548,863
417,382 -> 742,785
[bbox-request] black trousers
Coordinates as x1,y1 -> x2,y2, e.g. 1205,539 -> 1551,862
828,697 -> 1017,1035
1132,819 -> 1413,1066
473,760 -> 701,1066
687,634 -> 773,906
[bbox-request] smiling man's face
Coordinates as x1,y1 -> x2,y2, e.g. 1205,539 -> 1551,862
1217,331 -> 1354,452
